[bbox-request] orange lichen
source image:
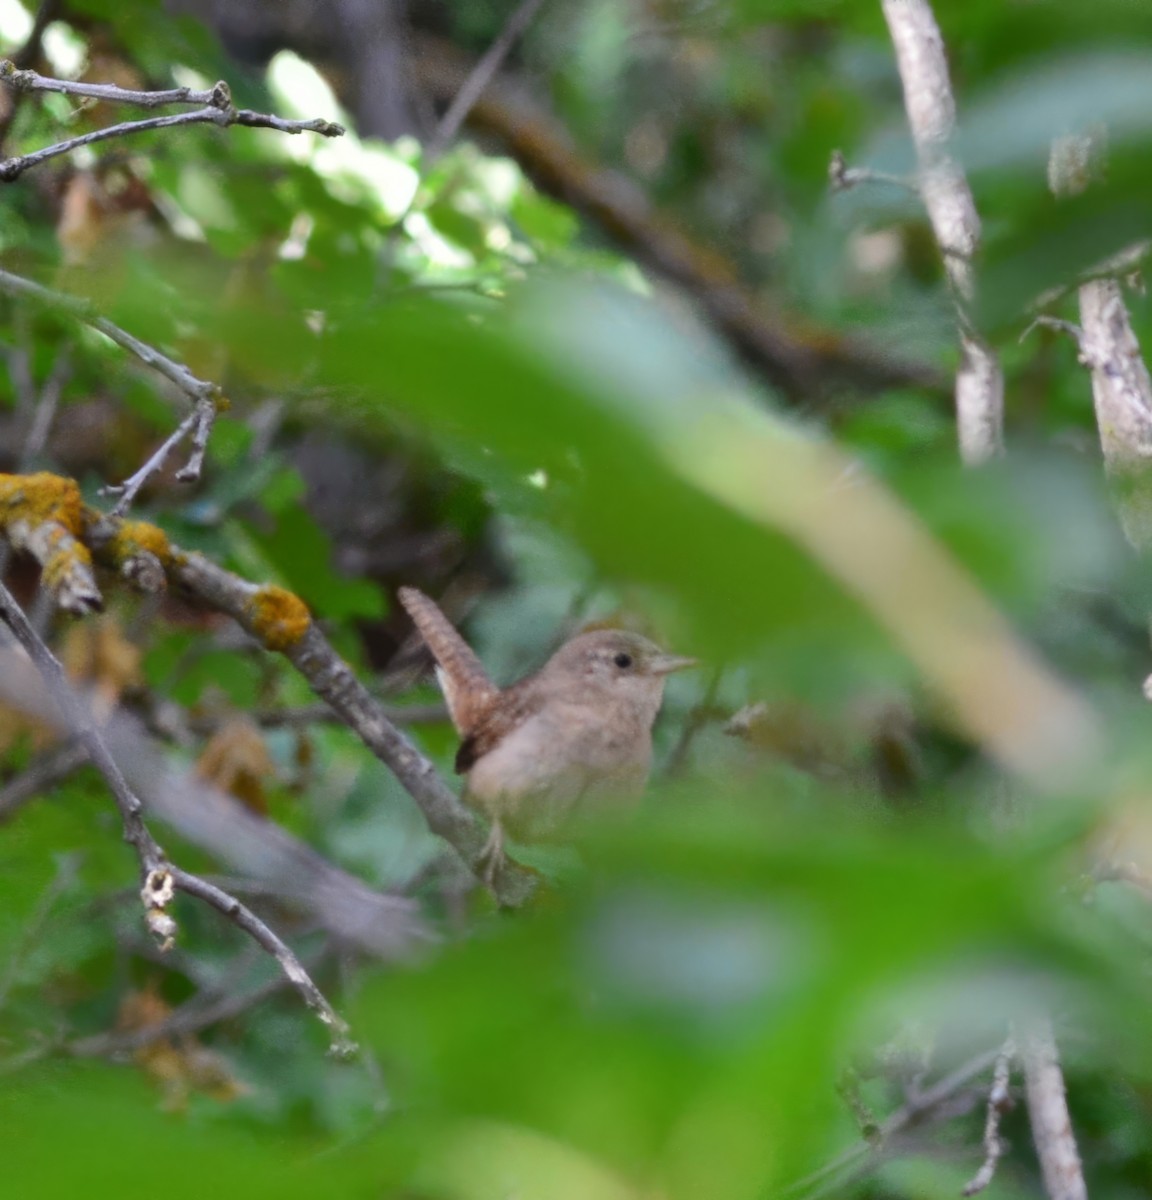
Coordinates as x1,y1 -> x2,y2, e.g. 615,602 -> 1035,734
245,585 -> 311,651
0,471 -> 86,533
102,518 -> 172,567
0,473 -> 99,610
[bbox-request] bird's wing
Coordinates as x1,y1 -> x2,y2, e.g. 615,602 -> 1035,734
398,587 -> 500,734
454,679 -> 545,775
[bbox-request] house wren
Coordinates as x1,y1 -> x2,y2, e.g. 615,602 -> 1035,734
398,587 -> 695,882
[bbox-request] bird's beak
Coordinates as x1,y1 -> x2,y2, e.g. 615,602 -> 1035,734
648,653 -> 698,676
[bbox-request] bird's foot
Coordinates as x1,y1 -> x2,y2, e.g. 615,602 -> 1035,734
476,819 -> 506,890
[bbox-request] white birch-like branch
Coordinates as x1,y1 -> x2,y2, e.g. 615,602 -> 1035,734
881,0 -> 1004,464
1022,1018 -> 1089,1200
1048,131 -> 1152,551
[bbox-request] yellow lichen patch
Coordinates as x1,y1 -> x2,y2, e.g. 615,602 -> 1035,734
246,585 -> 311,651
0,472 -> 100,612
0,471 -> 86,533
103,518 -> 172,567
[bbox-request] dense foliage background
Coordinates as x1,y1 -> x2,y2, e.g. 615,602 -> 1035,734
4,1 -> 1152,1197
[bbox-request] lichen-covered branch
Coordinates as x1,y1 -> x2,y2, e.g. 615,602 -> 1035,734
153,538 -> 540,906
0,472 -> 100,614
880,0 -> 1004,464
65,501 -> 539,906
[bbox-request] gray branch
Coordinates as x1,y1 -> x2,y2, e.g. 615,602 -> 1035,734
0,62 -> 343,182
0,267 -> 224,510
880,0 -> 1004,464
0,646 -> 429,958
0,595 -> 357,1050
168,867 -> 355,1057
144,536 -> 540,907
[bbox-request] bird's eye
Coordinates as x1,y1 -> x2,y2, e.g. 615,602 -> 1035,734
613,652 -> 633,669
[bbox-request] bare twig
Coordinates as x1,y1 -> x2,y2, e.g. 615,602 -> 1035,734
0,645 -> 428,958
784,1044 -> 1005,1198
0,578 -> 169,883
1048,130 -> 1152,551
962,1033 -> 1016,1196
424,0 -> 550,163
881,0 -> 1004,464
0,63 -> 344,182
828,148 -> 916,194
1022,1018 -> 1088,1200
0,267 -> 225,509
19,347 -> 69,467
167,868 -> 355,1058
69,947 -> 327,1058
103,400 -> 218,515
0,589 -> 356,1046
662,665 -> 725,778
413,32 -> 943,400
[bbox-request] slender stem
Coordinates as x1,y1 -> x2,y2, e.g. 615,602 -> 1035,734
168,868 -> 356,1057
425,0 -> 550,163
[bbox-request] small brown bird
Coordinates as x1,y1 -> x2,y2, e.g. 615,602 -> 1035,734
398,587 -> 695,882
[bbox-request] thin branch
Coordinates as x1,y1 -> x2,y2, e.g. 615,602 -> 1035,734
0,267 -> 224,510
0,578 -> 169,882
1048,130 -> 1152,552
828,148 -> 916,194
0,266 -> 220,410
962,1033 -> 1016,1196
0,63 -> 344,182
1022,1018 -> 1088,1200
413,32 -> 944,400
167,868 -> 356,1058
19,346 -> 69,467
103,405 -> 206,515
0,644 -> 428,958
424,0 -> 550,163
1,69 -> 230,110
0,587 -> 355,1047
784,1044 -> 1004,1198
68,948 -> 326,1058
881,0 -> 1004,464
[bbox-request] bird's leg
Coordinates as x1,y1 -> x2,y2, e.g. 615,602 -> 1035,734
477,818 -> 506,888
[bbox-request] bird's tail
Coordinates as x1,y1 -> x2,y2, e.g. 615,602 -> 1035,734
398,587 -> 499,734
